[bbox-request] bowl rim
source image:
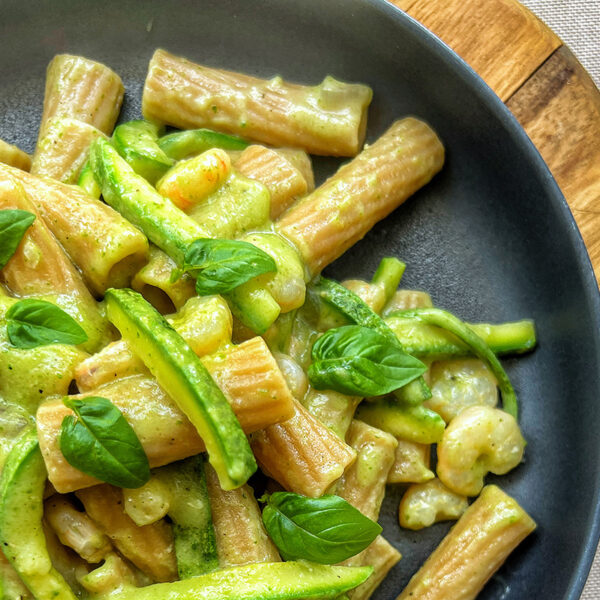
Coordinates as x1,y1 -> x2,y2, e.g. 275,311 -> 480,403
369,0 -> 600,596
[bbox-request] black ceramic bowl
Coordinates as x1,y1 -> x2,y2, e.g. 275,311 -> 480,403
1,1 -> 599,598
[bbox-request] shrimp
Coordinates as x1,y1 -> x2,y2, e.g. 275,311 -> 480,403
399,478 -> 468,530
436,405 -> 525,496
426,358 -> 498,423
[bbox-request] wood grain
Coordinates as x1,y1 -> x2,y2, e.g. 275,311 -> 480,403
391,0 -> 561,101
507,47 -> 600,279
389,0 -> 600,284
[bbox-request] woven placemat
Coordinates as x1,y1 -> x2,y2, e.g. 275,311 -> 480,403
517,3 -> 600,598
521,0 -> 600,87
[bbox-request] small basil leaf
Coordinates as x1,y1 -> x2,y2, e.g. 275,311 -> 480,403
262,492 -> 382,564
308,325 -> 426,396
180,238 -> 277,295
0,209 -> 35,269
6,299 -> 88,349
60,396 -> 150,488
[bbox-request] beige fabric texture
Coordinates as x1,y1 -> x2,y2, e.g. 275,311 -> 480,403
517,3 -> 599,598
521,0 -> 600,87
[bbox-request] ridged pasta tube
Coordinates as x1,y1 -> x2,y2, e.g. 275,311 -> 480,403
0,176 -> 108,353
342,536 -> 402,600
76,485 -> 177,583
276,118 -> 444,275
250,399 -> 357,498
142,49 -> 372,156
74,340 -> 146,391
39,338 -> 295,492
44,495 -> 112,563
31,118 -> 106,183
0,162 -> 149,295
336,420 -> 398,521
397,485 -> 536,600
131,246 -> 197,314
200,336 -> 294,433
37,54 -> 124,141
0,138 -> 31,171
204,464 -> 280,567
234,145 -> 312,219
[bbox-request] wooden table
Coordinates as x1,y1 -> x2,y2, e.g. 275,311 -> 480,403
391,0 -> 600,283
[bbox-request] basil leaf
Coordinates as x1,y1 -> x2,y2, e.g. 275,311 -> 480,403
308,325 -> 426,396
6,299 -> 88,349
262,492 -> 381,564
179,238 -> 277,295
0,209 -> 35,269
60,396 -> 150,488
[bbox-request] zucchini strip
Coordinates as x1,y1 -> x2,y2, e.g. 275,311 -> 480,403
158,128 -> 249,161
109,561 -> 372,600
0,430 -> 76,600
154,456 -> 219,578
371,257 -> 406,303
105,288 -> 256,490
385,314 -> 537,358
393,308 -> 521,419
90,138 -> 280,333
301,388 -> 361,440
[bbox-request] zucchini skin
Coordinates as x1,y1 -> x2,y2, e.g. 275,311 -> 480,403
156,456 -> 219,578
105,288 -> 256,490
389,308 -> 521,419
109,561 -> 372,600
355,397 -> 446,445
112,120 -> 174,184
158,128 -> 249,161
0,430 -> 76,600
90,138 -> 280,333
313,277 -> 431,403
90,137 -> 206,263
77,161 -> 101,198
385,315 -> 536,359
